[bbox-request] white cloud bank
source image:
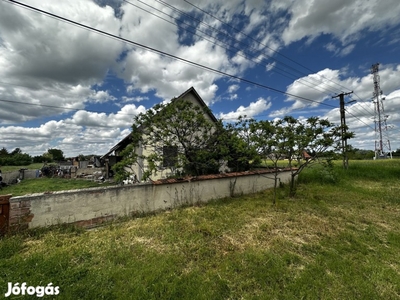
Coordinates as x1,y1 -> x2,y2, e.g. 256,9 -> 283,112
219,98 -> 272,120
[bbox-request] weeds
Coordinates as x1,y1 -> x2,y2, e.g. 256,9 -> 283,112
0,160 -> 399,299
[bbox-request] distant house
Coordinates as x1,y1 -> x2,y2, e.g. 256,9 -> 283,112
101,87 -> 219,181
302,150 -> 312,161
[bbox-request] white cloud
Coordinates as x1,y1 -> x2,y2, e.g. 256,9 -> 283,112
325,42 -> 337,53
340,44 -> 355,56
281,0 -> 400,46
269,68 -> 341,117
67,104 -> 146,128
270,65 -> 400,118
0,0 -> 123,86
228,84 -> 240,93
266,62 -> 276,71
117,39 -> 229,104
0,0 -> 124,124
325,43 -> 355,57
219,97 -> 271,120
121,95 -> 149,103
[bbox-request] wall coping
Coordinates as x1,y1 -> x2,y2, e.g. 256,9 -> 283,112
9,168 -> 294,201
152,168 -> 294,185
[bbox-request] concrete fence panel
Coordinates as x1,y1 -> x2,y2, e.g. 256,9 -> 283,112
8,169 -> 293,230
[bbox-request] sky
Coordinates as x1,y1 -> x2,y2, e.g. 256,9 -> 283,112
0,0 -> 399,157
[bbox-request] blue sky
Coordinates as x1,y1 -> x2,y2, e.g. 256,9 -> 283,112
0,0 -> 399,157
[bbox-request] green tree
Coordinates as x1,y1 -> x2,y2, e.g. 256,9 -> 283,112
46,148 -> 65,162
114,99 -> 225,181
0,148 -> 32,166
10,153 -> 32,165
10,148 -> 22,156
250,119 -> 282,204
222,117 -> 261,172
0,147 -> 9,157
33,155 -> 46,163
275,116 -> 347,196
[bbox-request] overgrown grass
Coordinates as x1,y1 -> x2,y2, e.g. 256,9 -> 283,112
1,160 -> 400,299
0,178 -> 115,196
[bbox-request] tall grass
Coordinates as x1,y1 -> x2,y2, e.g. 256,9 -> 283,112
0,160 -> 400,299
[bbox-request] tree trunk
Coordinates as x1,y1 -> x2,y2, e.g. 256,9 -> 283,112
289,173 -> 297,197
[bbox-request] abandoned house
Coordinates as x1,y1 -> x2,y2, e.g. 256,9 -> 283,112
101,87 -> 220,181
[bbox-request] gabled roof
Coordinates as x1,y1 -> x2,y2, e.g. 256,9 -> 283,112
101,87 -> 218,159
172,87 -> 218,123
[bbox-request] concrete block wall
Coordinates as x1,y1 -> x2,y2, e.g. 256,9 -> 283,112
2,170 -> 39,184
2,171 -> 21,184
7,169 -> 292,230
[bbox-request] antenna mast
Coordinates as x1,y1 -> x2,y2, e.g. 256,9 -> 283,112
371,63 -> 392,159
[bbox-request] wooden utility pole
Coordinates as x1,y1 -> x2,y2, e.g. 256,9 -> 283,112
333,91 -> 353,169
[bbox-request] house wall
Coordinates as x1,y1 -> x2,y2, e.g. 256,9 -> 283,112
7,170 -> 292,230
130,93 -> 219,182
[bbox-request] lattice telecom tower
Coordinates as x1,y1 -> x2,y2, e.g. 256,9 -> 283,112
371,63 -> 392,159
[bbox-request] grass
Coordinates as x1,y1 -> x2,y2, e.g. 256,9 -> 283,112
0,160 -> 400,299
0,178 -> 115,196
1,162 -> 115,196
0,163 -> 44,173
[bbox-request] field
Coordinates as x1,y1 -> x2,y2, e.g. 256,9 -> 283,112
0,160 -> 400,299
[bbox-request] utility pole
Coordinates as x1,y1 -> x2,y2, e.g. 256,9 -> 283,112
333,91 -> 353,169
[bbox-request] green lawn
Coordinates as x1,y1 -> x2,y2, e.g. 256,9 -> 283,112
1,160 -> 400,299
0,163 -> 44,173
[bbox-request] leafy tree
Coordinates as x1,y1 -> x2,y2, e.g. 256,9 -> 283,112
250,119 -> 281,204
112,137 -> 141,183
10,153 -> 32,165
347,146 -> 375,160
114,99 -> 226,181
0,147 -> 9,157
222,117 -> 261,172
275,116 -> 348,196
45,148 -> 65,162
10,148 -> 22,156
33,155 -> 46,163
0,148 -> 32,166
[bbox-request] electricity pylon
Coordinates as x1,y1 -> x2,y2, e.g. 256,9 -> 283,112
371,63 -> 392,159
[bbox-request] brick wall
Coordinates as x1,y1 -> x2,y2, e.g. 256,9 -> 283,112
8,198 -> 34,232
0,194 -> 11,234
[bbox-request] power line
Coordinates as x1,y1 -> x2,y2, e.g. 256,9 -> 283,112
4,0 -> 339,111
181,0 -> 377,119
181,0 -> 353,93
4,0 -> 391,139
151,0 -> 346,95
125,0 -> 342,96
